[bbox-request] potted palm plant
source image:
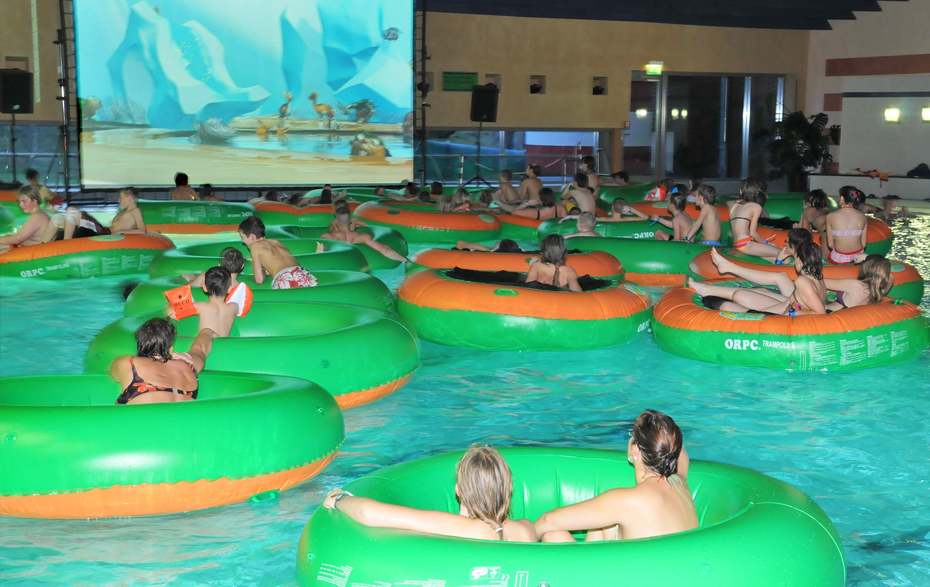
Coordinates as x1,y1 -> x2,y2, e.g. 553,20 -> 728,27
765,111 -> 832,192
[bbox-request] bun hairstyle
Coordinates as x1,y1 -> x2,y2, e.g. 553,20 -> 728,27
839,185 -> 861,205
631,410 -> 684,479
455,445 -> 513,541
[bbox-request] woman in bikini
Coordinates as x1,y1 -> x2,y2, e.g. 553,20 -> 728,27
824,254 -> 894,312
495,187 -> 567,220
524,234 -> 581,291
689,242 -> 827,316
823,186 -> 869,264
727,182 -> 781,258
323,445 -> 538,542
111,318 -> 214,405
535,410 -> 698,542
799,189 -> 830,233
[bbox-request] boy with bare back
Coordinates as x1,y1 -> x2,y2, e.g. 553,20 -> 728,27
682,185 -> 722,245
518,164 -> 544,202
495,169 -> 520,203
238,216 -> 321,288
581,155 -> 601,199
322,209 -> 408,262
565,212 -> 601,239
561,172 -> 596,214
650,193 -> 692,241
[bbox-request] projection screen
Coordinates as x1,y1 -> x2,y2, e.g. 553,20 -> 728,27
74,0 -> 414,187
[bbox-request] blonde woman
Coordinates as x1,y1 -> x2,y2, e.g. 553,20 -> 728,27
825,255 -> 894,311
323,446 -> 537,542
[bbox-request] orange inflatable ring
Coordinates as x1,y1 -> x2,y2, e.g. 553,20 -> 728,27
354,201 -> 501,243
0,233 -> 174,279
397,268 -> 652,351
652,283 -> 929,370
409,248 -> 623,278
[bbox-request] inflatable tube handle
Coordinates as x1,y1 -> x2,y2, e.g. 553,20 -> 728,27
249,489 -> 279,503
493,288 -> 519,297
387,209 -> 401,215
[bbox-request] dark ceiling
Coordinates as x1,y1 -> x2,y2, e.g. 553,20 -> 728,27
420,0 -> 909,30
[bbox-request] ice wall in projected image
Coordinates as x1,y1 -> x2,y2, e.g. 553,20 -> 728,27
86,0 -> 411,128
74,0 -> 413,186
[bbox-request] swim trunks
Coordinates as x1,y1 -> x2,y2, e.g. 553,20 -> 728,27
700,240 -> 722,246
225,282 -> 254,316
828,248 -> 863,265
272,266 -> 317,289
733,237 -> 752,250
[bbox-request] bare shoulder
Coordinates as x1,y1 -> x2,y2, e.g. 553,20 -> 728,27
507,519 -> 539,542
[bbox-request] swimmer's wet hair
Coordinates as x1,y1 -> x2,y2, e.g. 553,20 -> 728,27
203,266 -> 231,298
538,187 -> 556,207
805,189 -> 828,209
669,193 -> 687,213
26,168 -> 39,181
238,216 -> 266,238
430,181 -> 444,195
573,172 -> 588,188
17,185 -> 41,203
174,172 -> 188,187
611,171 -> 629,182
135,317 -> 176,362
787,228 -> 813,250
527,163 -> 541,176
581,155 -> 596,170
612,198 -> 628,212
121,186 -> 139,199
220,247 -> 244,274
418,190 -> 432,202
631,409 -> 684,479
578,211 -> 596,229
495,239 -> 522,253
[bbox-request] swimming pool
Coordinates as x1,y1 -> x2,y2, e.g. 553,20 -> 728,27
1,218 -> 928,586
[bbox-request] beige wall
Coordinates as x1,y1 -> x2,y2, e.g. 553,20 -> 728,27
0,0 -> 62,122
423,12 -> 809,130
806,0 -> 930,120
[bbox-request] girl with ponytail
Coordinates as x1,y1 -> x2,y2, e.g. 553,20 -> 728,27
534,410 -> 698,542
323,445 -> 537,542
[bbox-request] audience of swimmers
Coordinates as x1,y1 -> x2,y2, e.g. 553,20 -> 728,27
323,410 -> 697,543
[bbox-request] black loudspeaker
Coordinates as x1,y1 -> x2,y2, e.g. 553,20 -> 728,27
470,84 -> 499,123
0,69 -> 34,114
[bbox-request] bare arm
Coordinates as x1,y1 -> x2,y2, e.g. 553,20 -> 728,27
0,216 -> 45,245
565,269 -> 582,292
824,215 -> 835,250
684,208 -> 708,241
534,489 -> 628,538
112,208 -> 147,234
794,278 -> 827,315
251,246 -> 265,285
624,206 -> 649,221
860,219 -> 868,250
673,215 -> 692,240
456,240 -> 493,252
323,489 -> 475,536
184,328 -> 216,372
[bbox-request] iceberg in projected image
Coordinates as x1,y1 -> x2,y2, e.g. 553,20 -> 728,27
106,1 -> 270,129
318,0 -> 411,119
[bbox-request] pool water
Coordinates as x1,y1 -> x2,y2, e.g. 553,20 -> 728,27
1,218 -> 929,586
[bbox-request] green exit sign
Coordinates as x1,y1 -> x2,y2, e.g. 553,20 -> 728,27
646,62 -> 664,76
442,72 -> 479,91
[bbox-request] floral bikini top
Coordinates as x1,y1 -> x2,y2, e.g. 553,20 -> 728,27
115,356 -> 199,404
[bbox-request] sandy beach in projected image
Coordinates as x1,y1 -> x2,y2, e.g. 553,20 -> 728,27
79,127 -> 413,187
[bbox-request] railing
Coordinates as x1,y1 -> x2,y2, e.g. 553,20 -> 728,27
420,148 -> 607,186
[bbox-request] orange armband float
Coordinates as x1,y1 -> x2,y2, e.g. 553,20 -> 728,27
164,285 -> 198,319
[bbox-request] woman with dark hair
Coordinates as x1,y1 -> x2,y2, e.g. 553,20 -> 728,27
110,318 -> 215,405
535,410 -> 697,542
323,445 -> 537,542
689,243 -> 827,316
823,186 -> 869,264
799,189 -> 830,233
525,234 -> 581,291
727,179 -> 781,258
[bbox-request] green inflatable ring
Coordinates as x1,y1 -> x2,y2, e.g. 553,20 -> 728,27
124,271 -> 397,316
296,447 -> 845,586
556,237 -> 710,286
652,282 -> 930,370
86,302 -> 421,408
0,372 -> 343,519
265,225 -> 408,270
537,218 -> 733,243
147,239 -> 369,278
0,206 -> 15,234
136,200 -> 257,233
397,269 -> 652,351
353,201 -> 502,244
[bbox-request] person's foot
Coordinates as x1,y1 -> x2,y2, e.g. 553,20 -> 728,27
710,247 -> 735,275
688,277 -> 711,295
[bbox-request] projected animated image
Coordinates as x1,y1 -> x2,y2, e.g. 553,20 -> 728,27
75,0 -> 413,187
